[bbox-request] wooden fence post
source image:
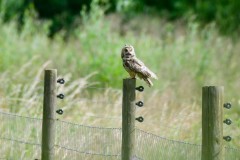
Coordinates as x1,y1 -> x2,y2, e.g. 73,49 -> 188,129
202,86 -> 224,160
41,69 -> 57,160
122,78 -> 136,160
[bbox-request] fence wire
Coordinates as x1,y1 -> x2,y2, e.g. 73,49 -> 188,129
55,120 -> 121,160
0,112 -> 240,160
135,129 -> 201,160
0,112 -> 42,160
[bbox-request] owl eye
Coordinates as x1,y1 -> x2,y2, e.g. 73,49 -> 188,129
124,48 -> 128,52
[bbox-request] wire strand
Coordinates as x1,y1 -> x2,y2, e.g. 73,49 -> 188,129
55,145 -> 120,157
1,111 -> 240,160
0,137 -> 41,146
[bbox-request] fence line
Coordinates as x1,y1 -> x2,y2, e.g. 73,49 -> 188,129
0,109 -> 186,131
56,119 -> 121,130
54,145 -> 121,157
0,137 -> 41,146
136,128 -> 201,146
0,110 -> 184,132
1,69 -> 240,160
1,111 -> 240,160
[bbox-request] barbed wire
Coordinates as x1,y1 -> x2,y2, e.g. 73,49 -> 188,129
0,111 -> 41,121
0,110 -> 192,138
0,111 -> 237,151
1,112 -> 239,160
0,109 -> 203,139
56,119 -> 122,130
55,144 -> 120,157
0,137 -> 41,146
0,111 -> 196,132
0,111 -> 193,135
136,128 -> 201,147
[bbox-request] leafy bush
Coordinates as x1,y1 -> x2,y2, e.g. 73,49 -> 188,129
195,0 -> 240,36
1,0 -> 239,36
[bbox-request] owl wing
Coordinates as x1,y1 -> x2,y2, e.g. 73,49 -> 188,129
127,58 -> 158,79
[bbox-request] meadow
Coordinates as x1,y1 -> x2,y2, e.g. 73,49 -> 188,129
0,2 -> 240,156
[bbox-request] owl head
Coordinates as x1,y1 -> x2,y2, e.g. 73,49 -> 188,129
121,44 -> 135,59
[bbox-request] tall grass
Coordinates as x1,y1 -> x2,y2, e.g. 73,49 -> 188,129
0,1 -> 240,151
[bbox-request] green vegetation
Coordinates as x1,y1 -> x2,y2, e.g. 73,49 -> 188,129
0,0 -> 240,159
1,0 -> 239,36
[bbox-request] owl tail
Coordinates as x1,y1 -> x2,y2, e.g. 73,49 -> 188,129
143,78 -> 153,87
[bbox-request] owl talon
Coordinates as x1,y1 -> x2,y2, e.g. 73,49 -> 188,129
127,77 -> 136,80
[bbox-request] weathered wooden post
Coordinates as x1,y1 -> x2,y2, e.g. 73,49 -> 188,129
122,78 -> 136,160
202,86 -> 224,160
41,69 -> 57,160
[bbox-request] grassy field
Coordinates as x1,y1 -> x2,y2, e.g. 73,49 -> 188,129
1,2 -> 240,159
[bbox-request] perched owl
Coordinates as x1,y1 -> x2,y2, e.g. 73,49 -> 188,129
121,44 -> 158,87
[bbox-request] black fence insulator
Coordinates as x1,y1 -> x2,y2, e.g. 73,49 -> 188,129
56,109 -> 63,115
224,102 -> 231,109
135,86 -> 144,92
223,119 -> 232,125
135,101 -> 144,107
223,136 -> 232,142
57,78 -> 65,84
57,94 -> 64,99
135,116 -> 144,122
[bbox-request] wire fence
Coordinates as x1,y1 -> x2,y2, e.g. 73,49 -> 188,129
0,111 -> 240,160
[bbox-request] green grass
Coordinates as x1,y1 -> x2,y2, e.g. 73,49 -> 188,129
1,2 -> 240,159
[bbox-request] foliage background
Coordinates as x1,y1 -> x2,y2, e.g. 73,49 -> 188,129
1,0 -> 239,36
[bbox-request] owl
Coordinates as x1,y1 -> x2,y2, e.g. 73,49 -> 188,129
121,44 -> 158,87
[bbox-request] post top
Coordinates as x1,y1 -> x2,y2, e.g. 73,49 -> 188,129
123,78 -> 136,80
202,86 -> 224,89
123,78 -> 136,84
45,69 -> 57,71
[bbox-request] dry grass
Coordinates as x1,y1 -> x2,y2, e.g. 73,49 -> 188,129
1,4 -> 240,159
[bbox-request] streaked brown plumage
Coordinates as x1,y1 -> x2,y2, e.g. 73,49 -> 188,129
121,44 -> 158,87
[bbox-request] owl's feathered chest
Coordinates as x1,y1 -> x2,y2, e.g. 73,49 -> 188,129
122,58 -> 134,71
123,56 -> 143,66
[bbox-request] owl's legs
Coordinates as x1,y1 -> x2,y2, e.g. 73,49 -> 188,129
129,72 -> 136,79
